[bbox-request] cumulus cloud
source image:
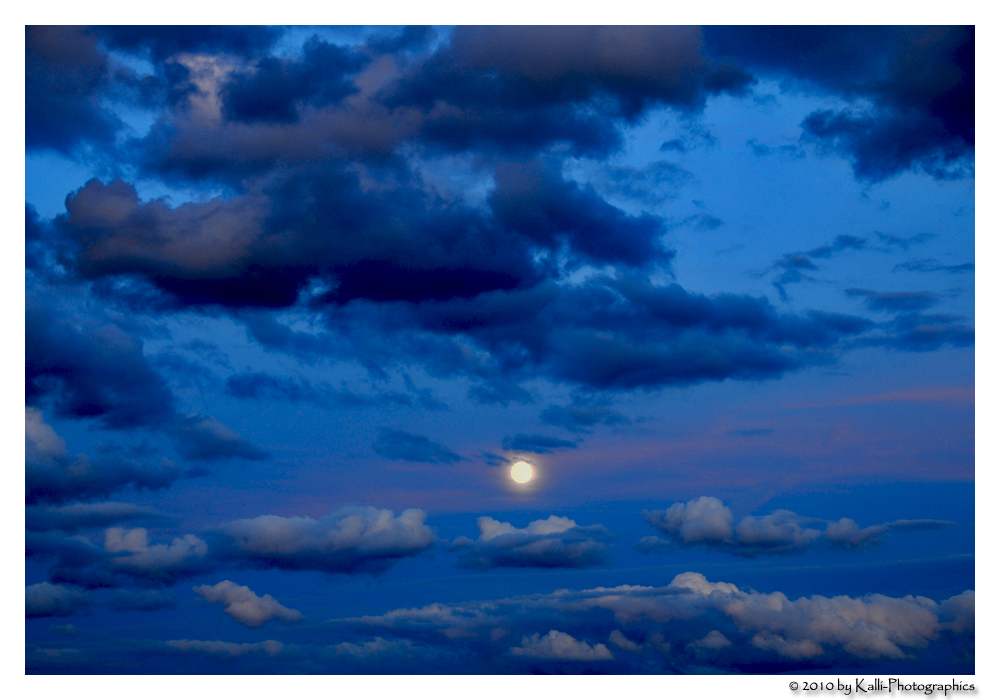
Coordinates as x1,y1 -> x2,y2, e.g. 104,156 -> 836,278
451,515 -> 613,570
194,580 -> 303,627
637,497 -> 955,556
103,527 -> 211,584
510,630 -> 614,661
26,582 -> 90,618
207,506 -> 436,574
30,506 -> 437,589
333,572 -> 974,672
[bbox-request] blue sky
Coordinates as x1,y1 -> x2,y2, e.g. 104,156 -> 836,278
24,25 -> 975,676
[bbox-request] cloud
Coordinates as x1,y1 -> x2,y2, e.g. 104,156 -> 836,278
372,428 -> 463,463
26,409 -> 182,505
26,295 -> 267,466
875,232 -> 934,251
207,506 -> 436,574
510,630 -> 614,661
26,26 -> 120,154
26,295 -> 176,430
193,580 -> 303,627
165,639 -> 283,657
501,434 -> 578,454
26,582 -> 90,618
451,515 -> 613,570
103,527 -> 211,584
705,26 -> 974,181
846,288 -> 941,312
31,507 -> 437,589
688,630 -> 733,651
895,259 -> 974,274
638,497 -> 955,557
865,312 -> 974,352
765,235 -> 869,300
334,572 -> 974,671
539,398 -> 630,433
166,415 -> 269,462
26,502 -> 176,532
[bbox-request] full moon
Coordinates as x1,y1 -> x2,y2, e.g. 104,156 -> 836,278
510,461 -> 533,484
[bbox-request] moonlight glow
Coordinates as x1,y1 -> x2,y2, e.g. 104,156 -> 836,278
510,461 -> 534,484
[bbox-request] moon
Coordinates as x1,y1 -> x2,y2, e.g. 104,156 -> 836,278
510,461 -> 534,484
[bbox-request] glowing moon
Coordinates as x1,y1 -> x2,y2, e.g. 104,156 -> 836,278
510,461 -> 533,484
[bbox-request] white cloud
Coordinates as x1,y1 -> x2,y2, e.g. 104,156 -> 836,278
510,630 -> 613,661
194,580 -> 303,627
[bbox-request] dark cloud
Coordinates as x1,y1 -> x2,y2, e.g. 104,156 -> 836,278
167,415 -> 269,462
489,159 -> 671,267
57,173 -> 543,308
846,288 -> 941,312
96,25 -> 281,62
706,26 -> 974,181
637,497 -> 955,557
501,434 -> 578,454
221,38 -> 366,124
767,235 -> 869,300
26,293 -> 176,430
26,502 -> 176,532
392,26 -> 751,156
26,26 -> 120,154
26,440 -> 181,507
26,583 -> 91,618
400,275 -> 876,391
451,515 -> 613,570
895,259 -> 974,274
372,428 -> 462,463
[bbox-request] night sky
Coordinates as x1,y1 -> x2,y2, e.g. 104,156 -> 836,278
25,25 -> 975,675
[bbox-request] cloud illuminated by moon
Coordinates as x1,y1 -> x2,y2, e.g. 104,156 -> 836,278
510,461 -> 533,484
